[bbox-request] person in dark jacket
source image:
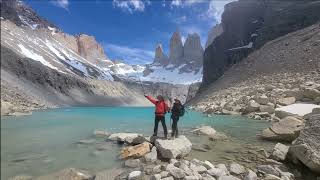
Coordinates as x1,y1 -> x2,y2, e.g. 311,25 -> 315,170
145,95 -> 169,138
170,98 -> 182,138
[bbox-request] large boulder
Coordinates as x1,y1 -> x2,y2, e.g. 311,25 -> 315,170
289,114 -> 320,173
269,143 -> 289,161
155,135 -> 192,159
108,133 -> 143,144
275,103 -> 320,119
259,104 -> 275,114
302,88 -> 320,100
128,171 -> 142,180
260,116 -> 304,142
255,94 -> 269,105
284,89 -> 303,100
246,100 -> 260,113
143,146 -> 158,162
229,163 -> 245,175
192,126 -> 216,136
120,142 -> 151,159
277,97 -> 296,106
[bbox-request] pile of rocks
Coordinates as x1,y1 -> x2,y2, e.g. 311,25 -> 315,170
192,73 -> 320,121
122,153 -> 297,180
105,132 -> 298,180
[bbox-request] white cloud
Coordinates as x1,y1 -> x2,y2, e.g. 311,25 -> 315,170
171,0 -> 182,7
162,0 -> 166,7
170,0 -> 205,8
104,43 -> 154,64
205,0 -> 236,23
173,15 -> 187,24
51,0 -> 69,10
113,0 -> 151,13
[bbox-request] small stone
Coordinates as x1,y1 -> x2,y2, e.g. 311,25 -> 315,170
207,167 -> 227,178
166,163 -> 185,179
153,165 -> 162,174
263,174 -> 281,180
255,94 -> 269,105
144,146 -> 157,162
217,175 -> 241,180
216,164 -> 228,174
229,163 -> 245,175
160,171 -> 170,178
161,176 -> 174,180
202,174 -> 216,180
191,165 -> 207,173
128,171 -> 142,180
185,176 -> 200,180
244,169 -> 257,180
192,126 -> 217,136
203,160 -> 215,170
257,165 -> 280,176
124,159 -> 140,168
150,174 -> 161,180
246,100 -> 260,113
120,142 -> 151,159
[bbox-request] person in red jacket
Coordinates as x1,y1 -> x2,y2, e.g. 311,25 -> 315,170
145,95 -> 169,138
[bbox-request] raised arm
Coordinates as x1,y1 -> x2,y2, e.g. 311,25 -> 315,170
145,95 -> 157,105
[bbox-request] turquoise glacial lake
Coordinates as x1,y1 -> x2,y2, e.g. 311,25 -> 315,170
1,107 -> 272,179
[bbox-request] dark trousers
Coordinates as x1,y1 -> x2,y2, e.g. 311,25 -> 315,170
171,115 -> 179,138
154,115 -> 167,137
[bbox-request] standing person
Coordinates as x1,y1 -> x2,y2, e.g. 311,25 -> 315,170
145,95 -> 169,138
170,98 -> 184,138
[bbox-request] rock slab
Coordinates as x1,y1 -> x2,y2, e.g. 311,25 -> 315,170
155,135 -> 192,159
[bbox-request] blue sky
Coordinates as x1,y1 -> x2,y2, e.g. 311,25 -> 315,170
24,0 -> 234,65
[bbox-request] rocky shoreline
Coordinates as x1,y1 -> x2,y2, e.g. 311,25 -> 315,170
9,121 -> 320,180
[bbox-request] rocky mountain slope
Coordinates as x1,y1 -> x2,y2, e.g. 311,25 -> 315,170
190,23 -> 320,112
201,0 -> 320,89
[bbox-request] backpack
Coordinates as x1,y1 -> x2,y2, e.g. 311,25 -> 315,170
179,105 -> 185,117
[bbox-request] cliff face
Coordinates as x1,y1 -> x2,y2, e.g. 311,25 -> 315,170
169,31 -> 184,65
201,0 -> 320,90
153,43 -> 169,66
76,34 -> 108,65
184,33 -> 203,65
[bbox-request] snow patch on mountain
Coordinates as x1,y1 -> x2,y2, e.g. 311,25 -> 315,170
140,64 -> 202,84
17,44 -> 58,70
